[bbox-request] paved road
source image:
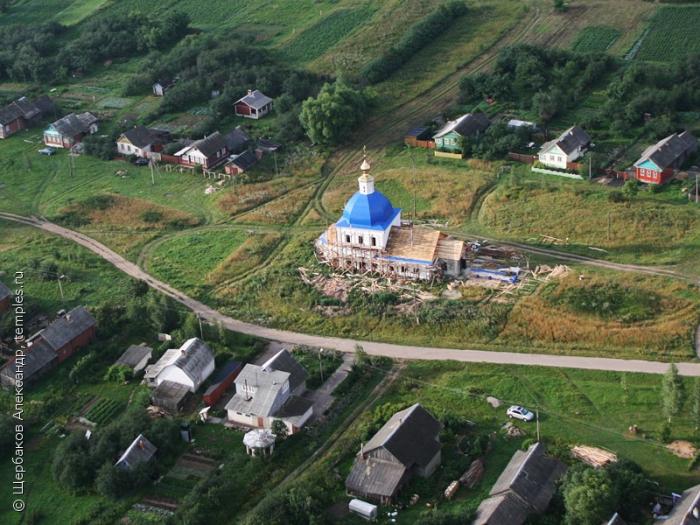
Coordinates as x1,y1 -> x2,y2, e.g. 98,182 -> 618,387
3,212 -> 700,377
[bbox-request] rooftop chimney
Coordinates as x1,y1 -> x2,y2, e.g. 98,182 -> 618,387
247,89 -> 252,95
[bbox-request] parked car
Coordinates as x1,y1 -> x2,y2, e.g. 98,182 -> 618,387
133,157 -> 149,166
38,147 -> 56,156
507,405 -> 535,422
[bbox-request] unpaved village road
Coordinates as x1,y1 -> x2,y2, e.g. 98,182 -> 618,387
3,212 -> 700,377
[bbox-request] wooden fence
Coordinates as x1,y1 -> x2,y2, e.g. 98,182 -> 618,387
508,152 -> 536,164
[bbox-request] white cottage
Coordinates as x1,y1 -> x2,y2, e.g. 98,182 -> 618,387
144,338 -> 215,393
537,126 -> 590,169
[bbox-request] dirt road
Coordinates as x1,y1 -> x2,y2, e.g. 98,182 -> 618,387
3,212 -> 699,376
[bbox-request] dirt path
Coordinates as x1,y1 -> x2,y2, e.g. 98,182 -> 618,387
3,212 -> 700,377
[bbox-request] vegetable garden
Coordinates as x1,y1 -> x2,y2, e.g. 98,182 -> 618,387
636,6 -> 700,61
572,26 -> 621,54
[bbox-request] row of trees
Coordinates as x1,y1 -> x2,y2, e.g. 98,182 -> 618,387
362,1 -> 468,84
0,12 -> 190,83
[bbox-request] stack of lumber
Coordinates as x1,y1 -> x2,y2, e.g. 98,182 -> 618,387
571,445 -> 618,468
444,480 -> 460,500
459,458 -> 485,488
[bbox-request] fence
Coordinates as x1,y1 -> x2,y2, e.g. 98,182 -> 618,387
434,150 -> 463,160
508,152 -> 536,164
405,137 -> 435,149
531,166 -> 583,180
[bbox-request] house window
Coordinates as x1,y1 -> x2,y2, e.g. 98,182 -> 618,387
400,266 -> 406,273
358,235 -> 363,245
345,234 -> 351,243
371,237 -> 377,247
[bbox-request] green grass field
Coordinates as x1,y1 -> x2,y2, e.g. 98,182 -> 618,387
636,6 -> 700,61
572,26 -> 621,53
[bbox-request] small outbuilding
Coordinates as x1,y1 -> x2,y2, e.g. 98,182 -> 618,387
151,380 -> 191,413
234,89 -> 273,120
152,79 -> 175,97
224,150 -> 258,175
243,429 -> 276,457
349,499 -> 378,521
202,360 -> 242,406
115,344 -> 153,375
115,434 -> 157,470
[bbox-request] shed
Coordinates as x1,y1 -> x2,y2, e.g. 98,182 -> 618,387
151,380 -> 191,413
404,126 -> 434,148
224,150 -> 258,175
153,79 -> 174,97
349,499 -> 378,521
115,344 -> 153,374
202,360 -> 242,406
115,434 -> 157,470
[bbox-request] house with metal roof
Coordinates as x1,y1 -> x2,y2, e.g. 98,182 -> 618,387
33,306 -> 96,363
658,483 -> 700,525
0,95 -> 55,139
234,89 -> 273,120
472,442 -> 566,525
116,126 -> 171,158
634,131 -> 697,185
261,349 -> 307,395
224,150 -> 258,175
115,434 -> 157,470
0,340 -> 58,389
0,281 -> 10,313
43,112 -> 98,149
115,344 -> 153,374
174,131 -> 229,169
145,338 -> 215,393
537,126 -> 591,170
316,154 -> 468,281
345,403 -> 441,505
225,351 -> 313,434
433,113 -> 491,153
203,360 -> 242,406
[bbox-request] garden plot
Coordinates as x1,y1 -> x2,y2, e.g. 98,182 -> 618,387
636,6 -> 700,61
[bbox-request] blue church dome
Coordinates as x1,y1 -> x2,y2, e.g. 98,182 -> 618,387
336,190 -> 400,230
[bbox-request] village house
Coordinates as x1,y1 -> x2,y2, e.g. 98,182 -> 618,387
115,343 -> 153,375
223,126 -> 251,155
116,126 -> 171,158
0,306 -> 96,389
224,150 -> 258,175
43,112 -> 98,149
0,95 -> 55,139
472,442 -> 566,525
345,403 -> 441,505
537,126 -> 590,170
234,89 -> 273,120
152,79 -> 175,97
0,281 -> 11,313
633,131 -> 697,185
433,113 -> 490,153
174,131 -> 229,169
657,483 -> 700,524
202,360 -> 242,406
115,434 -> 157,470
144,338 -> 215,393
316,154 -> 469,281
225,349 -> 313,434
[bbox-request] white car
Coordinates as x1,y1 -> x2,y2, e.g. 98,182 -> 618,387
507,405 -> 535,422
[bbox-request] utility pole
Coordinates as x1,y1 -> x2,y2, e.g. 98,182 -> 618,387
318,348 -> 325,383
607,211 -> 611,241
588,153 -> 592,181
696,172 -> 699,203
149,159 -> 155,186
536,408 -> 541,442
197,314 -> 204,340
57,274 -> 65,304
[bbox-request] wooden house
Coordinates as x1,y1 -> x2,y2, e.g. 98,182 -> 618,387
537,126 -> 590,169
116,126 -> 170,158
473,443 -> 566,525
115,434 -> 157,470
0,96 -> 55,139
32,306 -> 96,363
43,112 -> 98,149
234,89 -> 273,120
345,404 -> 441,505
115,344 -> 153,375
0,340 -> 58,389
224,150 -> 258,175
633,131 -> 697,185
174,132 -> 229,169
433,113 -> 490,153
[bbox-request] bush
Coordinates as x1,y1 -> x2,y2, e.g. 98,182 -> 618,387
608,190 -> 625,203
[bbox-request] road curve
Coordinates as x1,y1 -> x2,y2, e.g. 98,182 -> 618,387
3,212 -> 700,377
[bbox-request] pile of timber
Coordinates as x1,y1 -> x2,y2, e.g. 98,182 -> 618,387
444,480 -> 460,500
459,458 -> 485,488
571,445 -> 618,468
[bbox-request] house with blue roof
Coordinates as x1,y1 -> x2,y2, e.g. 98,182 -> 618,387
316,153 -> 468,281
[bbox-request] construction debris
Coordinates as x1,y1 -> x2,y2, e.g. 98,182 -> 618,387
502,422 -> 527,438
460,458 -> 485,488
571,445 -> 618,468
532,265 -> 571,281
486,396 -> 502,408
667,440 -> 697,459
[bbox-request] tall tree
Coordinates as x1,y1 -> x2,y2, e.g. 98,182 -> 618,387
692,377 -> 700,431
662,363 -> 683,422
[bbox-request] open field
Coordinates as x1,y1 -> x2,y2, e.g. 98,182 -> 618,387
636,6 -> 700,62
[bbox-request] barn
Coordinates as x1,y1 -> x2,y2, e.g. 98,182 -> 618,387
202,360 -> 242,406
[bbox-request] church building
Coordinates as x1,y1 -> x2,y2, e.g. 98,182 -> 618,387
316,154 -> 468,281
